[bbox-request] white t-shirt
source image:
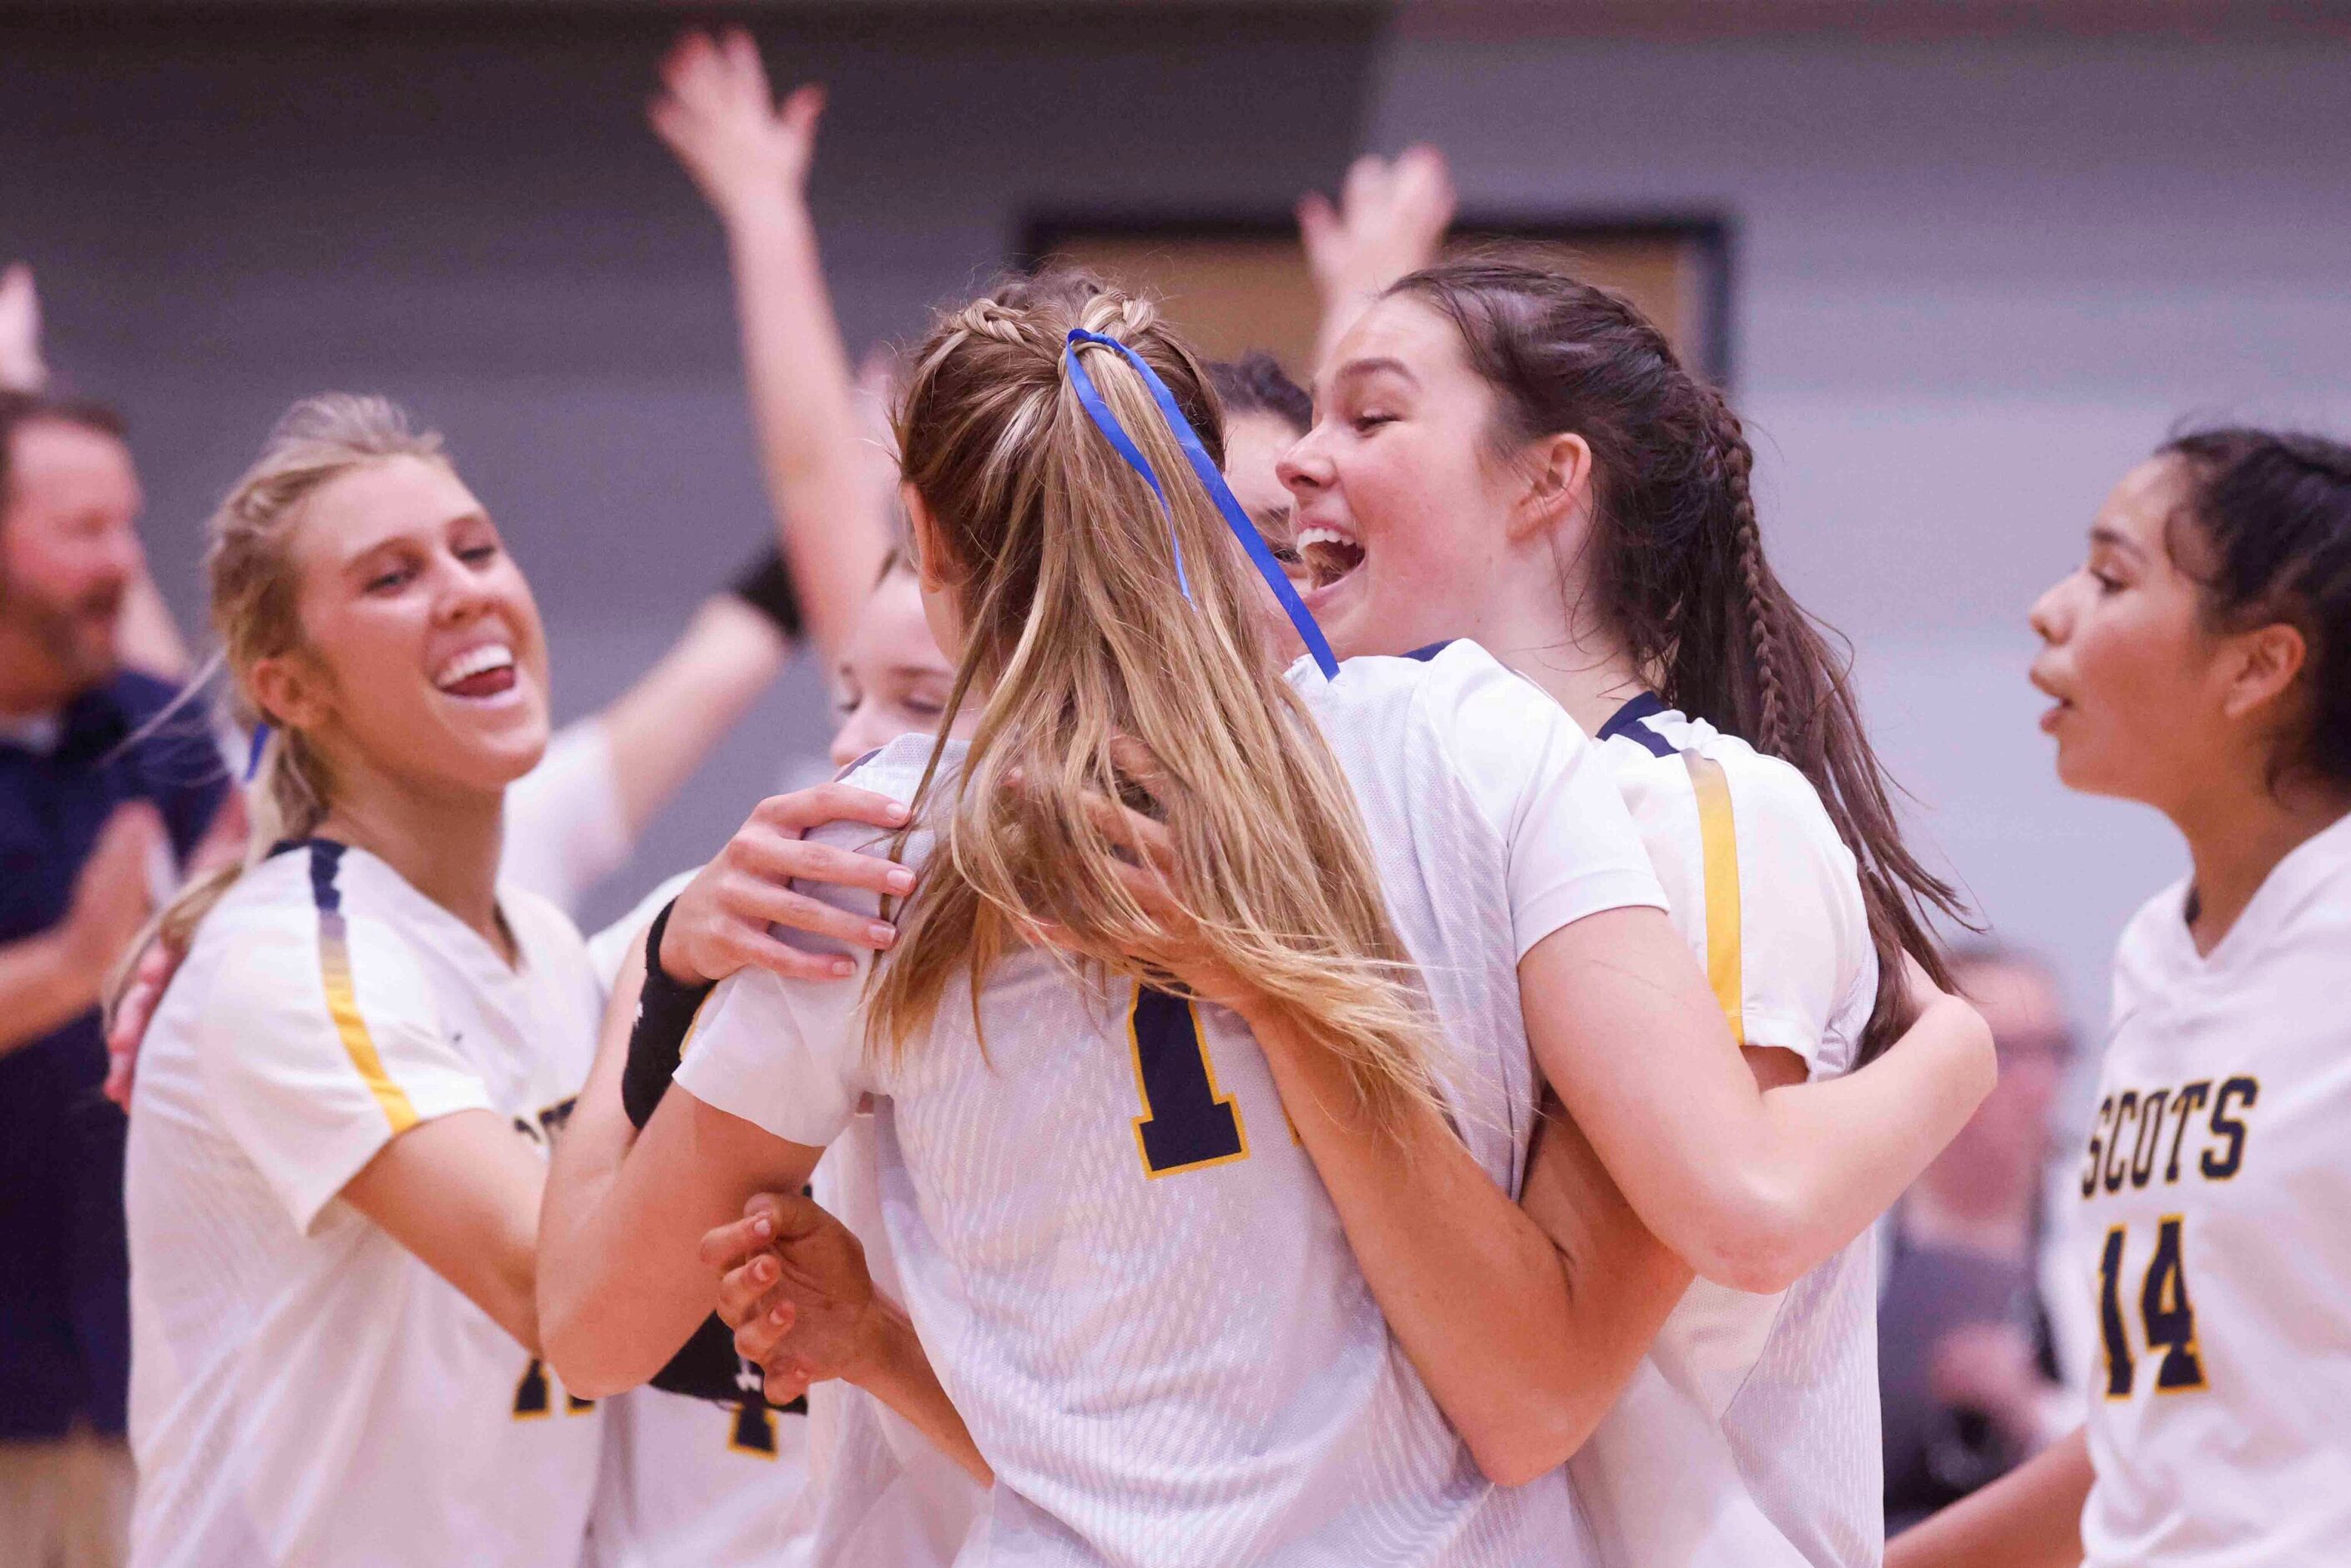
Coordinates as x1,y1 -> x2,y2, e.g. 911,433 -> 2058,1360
581,874 -> 823,1568
124,840 -> 605,1567
675,642 -> 1667,1566
1567,694 -> 1883,1568
2075,811 -> 2351,1567
503,716 -> 635,918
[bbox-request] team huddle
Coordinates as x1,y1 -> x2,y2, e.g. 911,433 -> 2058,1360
55,28 -> 2351,1568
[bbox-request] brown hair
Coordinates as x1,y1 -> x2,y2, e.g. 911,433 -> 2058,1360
2160,427 -> 2351,792
868,272 -> 1439,1125
1208,352 -> 1312,438
1388,259 -> 1964,1059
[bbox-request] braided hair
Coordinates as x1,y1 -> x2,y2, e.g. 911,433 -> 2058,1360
1388,259 -> 1966,1059
2160,427 -> 2351,791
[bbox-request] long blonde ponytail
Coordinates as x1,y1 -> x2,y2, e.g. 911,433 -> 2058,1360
104,396 -> 448,1014
869,274 -> 1441,1130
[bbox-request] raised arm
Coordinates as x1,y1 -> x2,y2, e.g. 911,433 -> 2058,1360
652,28 -> 891,663
1527,916 -> 1995,1294
1300,147 -> 1456,374
0,262 -> 45,391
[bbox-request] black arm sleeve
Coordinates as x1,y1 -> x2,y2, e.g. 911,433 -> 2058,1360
647,1311 -> 757,1404
726,546 -> 805,641
622,899 -> 716,1131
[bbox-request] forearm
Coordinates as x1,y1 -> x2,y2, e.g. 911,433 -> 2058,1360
0,929 -> 101,1056
725,202 -> 889,659
1740,991 -> 1996,1286
1524,913 -> 1992,1297
1886,1425 -> 2090,1568
856,1301 -> 993,1487
599,596 -> 790,836
1246,1003 -> 1596,1485
538,940 -> 670,1387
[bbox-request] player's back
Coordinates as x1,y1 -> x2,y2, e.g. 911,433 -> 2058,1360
124,841 -> 604,1568
1569,695 -> 1883,1568
678,641 -> 1667,1567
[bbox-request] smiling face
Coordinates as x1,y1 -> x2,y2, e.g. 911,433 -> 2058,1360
2028,457 -> 2242,810
1277,296 -> 1528,660
256,454 -> 550,802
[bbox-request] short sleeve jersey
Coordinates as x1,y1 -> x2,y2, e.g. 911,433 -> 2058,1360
2075,812 -> 2351,1568
1567,695 -> 1883,1568
123,841 -> 605,1568
675,641 -> 1666,1567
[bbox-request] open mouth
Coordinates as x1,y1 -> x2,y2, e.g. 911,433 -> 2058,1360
1295,526 -> 1367,592
434,641 -> 518,700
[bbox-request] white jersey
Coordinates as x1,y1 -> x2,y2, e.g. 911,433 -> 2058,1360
581,873 -> 821,1568
503,716 -> 634,918
675,641 -> 1668,1567
124,840 -> 605,1567
2075,811 -> 2351,1567
793,1113 -> 988,1567
1568,695 -> 1883,1568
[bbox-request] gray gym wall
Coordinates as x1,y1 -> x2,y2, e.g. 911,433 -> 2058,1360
7,2 -> 2349,1031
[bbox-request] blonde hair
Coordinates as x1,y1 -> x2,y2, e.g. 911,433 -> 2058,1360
104,395 -> 449,1011
871,273 -> 1440,1128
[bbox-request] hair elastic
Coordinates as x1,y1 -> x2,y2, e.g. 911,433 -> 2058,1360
243,721 -> 272,783
1062,328 -> 1341,680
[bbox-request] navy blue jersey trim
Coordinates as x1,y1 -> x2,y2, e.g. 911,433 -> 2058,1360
1597,692 -> 1674,757
1402,640 -> 1455,663
305,841 -> 347,914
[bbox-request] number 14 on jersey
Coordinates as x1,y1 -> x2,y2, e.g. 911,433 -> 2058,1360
2098,1216 -> 2208,1399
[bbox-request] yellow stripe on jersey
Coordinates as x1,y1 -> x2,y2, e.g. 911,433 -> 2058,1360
304,841 -> 420,1135
319,910 -> 420,1134
1685,752 -> 1745,1045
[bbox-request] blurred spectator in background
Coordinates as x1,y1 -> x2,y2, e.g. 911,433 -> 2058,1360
0,371 -> 228,1565
1878,944 -> 2078,1532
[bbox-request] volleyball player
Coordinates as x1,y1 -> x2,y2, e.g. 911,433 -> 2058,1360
1267,260 -> 1964,1565
117,398 -> 609,1565
1887,432 -> 2351,1567
109,394 -> 905,1567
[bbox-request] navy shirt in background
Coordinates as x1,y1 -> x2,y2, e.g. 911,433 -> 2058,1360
0,670 -> 226,1440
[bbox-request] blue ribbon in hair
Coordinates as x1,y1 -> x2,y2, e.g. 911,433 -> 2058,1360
244,721 -> 271,783
1062,328 -> 1340,680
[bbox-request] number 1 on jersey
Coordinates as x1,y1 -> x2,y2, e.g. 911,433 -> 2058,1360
1128,985 -> 1247,1176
